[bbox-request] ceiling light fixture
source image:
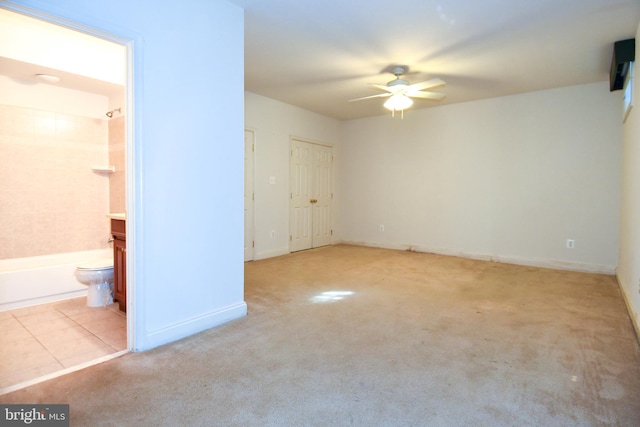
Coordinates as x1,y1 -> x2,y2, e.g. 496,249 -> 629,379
383,93 -> 413,118
349,65 -> 445,119
35,74 -> 61,84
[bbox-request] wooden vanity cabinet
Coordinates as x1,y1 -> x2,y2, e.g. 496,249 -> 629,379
111,219 -> 127,312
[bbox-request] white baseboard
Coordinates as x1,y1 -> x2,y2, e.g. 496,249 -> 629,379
342,240 -> 415,253
135,301 -> 247,352
616,272 -> 640,343
491,254 -> 615,275
254,247 -> 290,260
341,240 -> 616,274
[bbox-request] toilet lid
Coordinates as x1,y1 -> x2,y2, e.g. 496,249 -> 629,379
77,258 -> 114,270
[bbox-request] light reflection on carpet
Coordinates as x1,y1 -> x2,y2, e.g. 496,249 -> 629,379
309,290 -> 354,303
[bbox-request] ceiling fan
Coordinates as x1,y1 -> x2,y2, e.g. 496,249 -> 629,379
349,65 -> 446,117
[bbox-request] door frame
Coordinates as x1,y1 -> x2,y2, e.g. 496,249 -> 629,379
3,2 -> 138,351
244,129 -> 255,261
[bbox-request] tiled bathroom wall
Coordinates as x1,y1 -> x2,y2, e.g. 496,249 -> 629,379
0,104 -> 110,259
108,115 -> 126,213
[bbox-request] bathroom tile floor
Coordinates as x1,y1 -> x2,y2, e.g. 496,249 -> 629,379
0,297 -> 126,391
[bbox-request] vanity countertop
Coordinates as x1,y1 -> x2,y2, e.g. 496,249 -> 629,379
107,212 -> 126,220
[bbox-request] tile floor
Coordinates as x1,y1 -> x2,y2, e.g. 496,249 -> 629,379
0,297 -> 127,390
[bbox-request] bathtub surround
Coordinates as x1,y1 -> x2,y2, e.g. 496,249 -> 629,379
0,104 -> 110,260
0,103 -> 121,310
108,114 -> 125,214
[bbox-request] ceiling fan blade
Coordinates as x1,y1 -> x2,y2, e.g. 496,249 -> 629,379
408,91 -> 446,101
349,93 -> 392,102
368,83 -> 395,93
406,78 -> 446,92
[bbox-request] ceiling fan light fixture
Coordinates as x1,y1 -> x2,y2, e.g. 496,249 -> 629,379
35,73 -> 61,84
349,65 -> 445,118
387,78 -> 408,87
384,93 -> 413,111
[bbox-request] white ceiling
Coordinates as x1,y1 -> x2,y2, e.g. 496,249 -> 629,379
0,56 -> 122,96
229,0 -> 640,120
1,2 -> 638,120
0,7 -> 124,98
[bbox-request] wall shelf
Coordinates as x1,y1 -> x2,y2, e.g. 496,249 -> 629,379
92,165 -> 115,173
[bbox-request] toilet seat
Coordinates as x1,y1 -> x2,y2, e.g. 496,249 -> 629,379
77,258 -> 114,271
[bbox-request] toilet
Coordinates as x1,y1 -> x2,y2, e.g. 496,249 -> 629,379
75,259 -> 114,307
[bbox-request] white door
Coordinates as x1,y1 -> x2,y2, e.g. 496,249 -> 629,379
311,144 -> 333,247
290,140 -> 313,252
290,139 -> 333,252
244,130 -> 255,261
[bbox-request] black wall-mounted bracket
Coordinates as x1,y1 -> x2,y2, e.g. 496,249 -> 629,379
610,38 -> 635,92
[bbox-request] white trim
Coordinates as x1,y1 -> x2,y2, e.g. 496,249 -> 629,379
341,240 -> 616,275
490,254 -> 614,275
290,134 -> 334,148
254,247 -> 291,260
616,272 -> 640,343
124,33 -> 141,353
244,129 -> 256,262
0,350 -> 128,396
136,302 -> 247,352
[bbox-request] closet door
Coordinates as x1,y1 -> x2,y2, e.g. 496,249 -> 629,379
311,143 -> 332,248
290,140 -> 313,252
290,139 -> 333,252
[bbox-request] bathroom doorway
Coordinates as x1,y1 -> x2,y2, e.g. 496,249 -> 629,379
0,5 -> 132,392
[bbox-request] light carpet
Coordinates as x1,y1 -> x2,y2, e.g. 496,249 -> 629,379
2,245 -> 639,426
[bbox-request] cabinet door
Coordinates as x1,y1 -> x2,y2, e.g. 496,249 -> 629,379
113,238 -> 127,312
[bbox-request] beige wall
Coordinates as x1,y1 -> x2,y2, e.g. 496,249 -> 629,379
340,82 -> 622,273
617,21 -> 640,336
246,82 -> 623,275
245,92 -> 342,260
0,104 -> 110,259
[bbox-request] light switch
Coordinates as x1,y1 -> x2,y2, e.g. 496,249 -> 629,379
269,176 -> 276,184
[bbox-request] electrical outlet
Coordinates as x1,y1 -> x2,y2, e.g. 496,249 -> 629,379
566,239 -> 575,249
379,224 -> 385,232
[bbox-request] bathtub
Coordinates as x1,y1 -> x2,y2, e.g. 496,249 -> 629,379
0,249 -> 112,312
